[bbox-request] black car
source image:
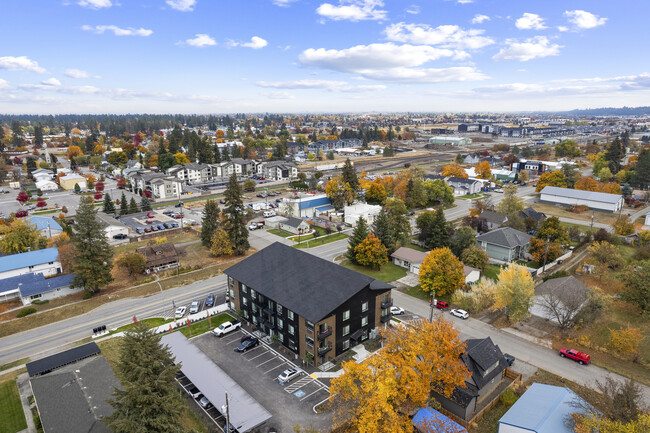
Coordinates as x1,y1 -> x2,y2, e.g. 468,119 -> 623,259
205,293 -> 215,308
174,202 -> 183,208
163,222 -> 173,229
219,199 -> 226,204
235,337 -> 259,352
504,353 -> 515,366
113,233 -> 128,239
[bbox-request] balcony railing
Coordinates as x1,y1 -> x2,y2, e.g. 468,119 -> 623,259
317,326 -> 332,340
381,299 -> 393,309
305,325 -> 314,334
318,344 -> 332,355
380,314 -> 391,323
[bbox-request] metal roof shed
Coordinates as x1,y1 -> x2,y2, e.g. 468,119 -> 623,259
161,332 -> 271,433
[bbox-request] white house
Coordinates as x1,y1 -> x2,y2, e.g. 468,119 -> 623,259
0,247 -> 61,281
446,177 -> 483,196
539,186 -> 623,213
391,247 -> 427,274
4,273 -> 79,305
344,203 -> 382,226
644,211 -> 650,228
463,265 -> 481,284
96,212 -> 129,239
35,179 -> 58,192
23,216 -> 63,238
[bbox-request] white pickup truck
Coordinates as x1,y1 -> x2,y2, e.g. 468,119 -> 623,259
213,320 -> 241,337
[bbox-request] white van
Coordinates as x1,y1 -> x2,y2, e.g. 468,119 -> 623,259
263,210 -> 276,218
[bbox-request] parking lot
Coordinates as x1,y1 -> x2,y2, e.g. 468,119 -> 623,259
119,210 -> 181,234
193,326 -> 332,432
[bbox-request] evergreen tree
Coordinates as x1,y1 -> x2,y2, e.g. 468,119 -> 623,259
71,196 -> 113,294
140,197 -> 152,212
372,211 -> 396,254
119,192 -> 128,215
604,137 -> 624,174
128,197 -> 139,214
107,322 -> 184,433
201,199 -> 220,247
631,148 -> 650,189
347,217 -> 369,264
34,124 -> 43,147
222,146 -> 231,161
103,192 -> 115,214
416,208 -> 450,250
213,144 -> 222,163
223,174 -> 249,255
341,158 -> 359,192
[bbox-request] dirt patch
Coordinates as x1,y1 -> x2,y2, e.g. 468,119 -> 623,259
532,202 -> 622,226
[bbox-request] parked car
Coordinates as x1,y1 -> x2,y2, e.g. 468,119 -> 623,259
249,222 -> 265,230
205,293 -> 215,308
174,306 -> 186,318
275,198 -> 282,203
435,300 -> 450,310
113,214 -> 121,219
504,353 -> 515,366
157,224 -> 165,230
198,396 -> 211,408
219,199 -> 226,204
450,309 -> 469,319
145,219 -> 153,224
187,386 -> 202,399
146,212 -> 155,218
390,306 -> 405,315
174,213 -> 183,219
189,300 -> 200,314
213,320 -> 241,337
163,222 -> 173,229
263,210 -> 276,218
235,337 -> 259,353
493,188 -> 504,193
151,225 -> 158,232
136,227 -> 144,234
144,227 -> 152,233
171,222 -> 179,228
174,202 -> 183,208
277,368 -> 301,385
163,210 -> 174,216
559,349 -> 590,365
113,233 -> 128,239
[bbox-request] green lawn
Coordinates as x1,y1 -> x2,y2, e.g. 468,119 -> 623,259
0,359 -> 29,373
267,228 -> 293,238
341,260 -> 406,282
617,244 -> 636,262
403,284 -> 454,304
294,233 -> 349,249
0,380 -> 27,433
178,313 -> 234,338
484,264 -> 502,281
456,193 -> 486,200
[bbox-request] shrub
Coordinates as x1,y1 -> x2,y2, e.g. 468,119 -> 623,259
17,307 -> 37,318
593,228 -> 612,244
569,205 -> 589,214
633,246 -> 650,261
500,388 -> 518,408
542,270 -> 568,281
82,291 -> 94,300
31,299 -> 49,305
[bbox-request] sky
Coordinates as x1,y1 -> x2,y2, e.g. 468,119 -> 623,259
1,0 -> 649,114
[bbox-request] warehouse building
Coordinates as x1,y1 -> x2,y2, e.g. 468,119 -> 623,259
539,186 -> 623,213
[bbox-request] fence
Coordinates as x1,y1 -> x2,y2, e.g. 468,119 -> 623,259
533,250 -> 573,276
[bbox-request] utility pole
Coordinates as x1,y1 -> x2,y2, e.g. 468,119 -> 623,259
222,392 -> 230,433
542,234 -> 551,272
429,291 -> 435,322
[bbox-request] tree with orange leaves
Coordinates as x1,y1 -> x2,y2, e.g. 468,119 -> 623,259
330,318 -> 469,433
442,163 -> 468,178
475,161 -> 492,179
575,176 -> 598,191
66,145 -> 83,160
354,234 -> 388,270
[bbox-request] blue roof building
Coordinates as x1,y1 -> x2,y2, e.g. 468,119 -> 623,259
498,383 -> 584,433
0,247 -> 61,280
413,407 -> 467,433
24,216 -> 63,234
1,273 -> 77,305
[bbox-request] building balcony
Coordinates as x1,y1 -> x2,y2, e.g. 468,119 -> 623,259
318,344 -> 332,356
380,314 -> 391,323
262,306 -> 274,315
263,319 -> 275,330
317,327 -> 332,340
381,299 -> 393,309
305,325 -> 314,334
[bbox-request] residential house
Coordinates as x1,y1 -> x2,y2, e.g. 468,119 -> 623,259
0,247 -> 62,280
23,216 -> 63,238
32,169 -> 54,183
447,177 -> 483,196
391,247 -> 427,274
463,154 -> 481,165
463,265 -> 481,285
35,179 -> 58,192
434,337 -> 508,420
307,138 -> 362,154
136,242 -> 179,273
424,174 -> 446,181
258,161 -> 298,181
498,383 -> 586,433
125,160 -> 142,170
225,242 -> 394,367
480,156 -> 502,167
475,227 -> 530,262
278,217 -> 311,235
520,207 -> 546,225
539,186 -> 624,213
1,273 -> 78,305
530,276 -> 589,323
480,211 -> 508,230
127,170 -> 182,200
59,174 -> 87,191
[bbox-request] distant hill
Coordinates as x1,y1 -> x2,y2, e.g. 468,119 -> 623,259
563,106 -> 650,116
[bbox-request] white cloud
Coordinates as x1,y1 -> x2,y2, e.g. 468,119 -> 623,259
385,22 -> 494,50
82,25 -> 153,36
182,33 -> 217,47
272,0 -> 297,6
557,26 -> 569,32
316,0 -> 387,22
0,79 -> 10,89
65,68 -> 97,79
166,0 -> 196,12
229,36 -> 268,49
360,66 -> 486,83
471,14 -> 490,24
263,91 -> 295,99
78,0 -> 112,9
42,78 -> 61,86
492,36 -> 561,61
406,4 -> 420,15
256,79 -> 386,92
0,56 -> 47,73
457,0 -> 473,4
300,43 -> 455,72
564,10 -> 607,29
515,13 -> 547,30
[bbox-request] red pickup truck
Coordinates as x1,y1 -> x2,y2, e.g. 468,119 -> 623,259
559,349 -> 590,365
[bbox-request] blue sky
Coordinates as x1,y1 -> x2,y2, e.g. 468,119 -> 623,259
1,0 -> 648,114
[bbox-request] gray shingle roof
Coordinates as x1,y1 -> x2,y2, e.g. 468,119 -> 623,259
391,247 -> 428,264
535,276 -> 589,303
480,210 -> 508,225
540,186 -> 622,204
225,242 -> 393,322
476,227 -> 530,248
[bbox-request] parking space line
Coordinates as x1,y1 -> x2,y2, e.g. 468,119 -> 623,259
225,337 -> 242,345
264,363 -> 288,375
256,356 -> 279,368
241,345 -> 263,355
248,351 -> 269,361
300,388 -> 326,401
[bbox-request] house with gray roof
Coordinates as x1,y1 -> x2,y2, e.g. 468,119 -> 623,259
530,276 -> 589,324
225,242 -> 394,367
391,247 -> 428,273
476,227 -> 530,262
278,216 -> 310,235
540,186 -> 623,213
447,177 -> 483,196
480,210 -> 508,230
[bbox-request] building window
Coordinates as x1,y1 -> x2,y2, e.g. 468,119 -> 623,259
287,310 -> 294,321
252,316 -> 258,325
228,276 -> 234,287
361,301 -> 368,313
252,304 -> 258,314
30,294 -> 42,300
276,304 -> 283,315
241,283 -> 248,293
241,297 -> 248,306
277,332 -> 284,343
277,318 -> 283,329
251,289 -> 257,300
342,340 -> 350,350
243,310 -> 249,319
342,325 -> 350,336
361,316 -> 368,327
229,289 -> 235,299
342,310 -> 350,321
305,336 -> 314,349
288,324 -> 295,335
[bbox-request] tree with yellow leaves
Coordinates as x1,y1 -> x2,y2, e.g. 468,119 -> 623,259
325,175 -> 355,210
492,263 -> 534,323
441,163 -> 468,179
418,247 -> 465,297
536,171 -> 567,192
354,234 -> 388,270
475,161 -> 492,179
174,152 -> 190,165
365,179 -> 387,205
608,324 -> 642,358
330,318 -> 469,433
66,145 -> 83,160
210,228 -> 234,257
575,176 -> 599,191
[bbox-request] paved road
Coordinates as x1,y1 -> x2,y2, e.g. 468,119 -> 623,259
391,290 -> 650,404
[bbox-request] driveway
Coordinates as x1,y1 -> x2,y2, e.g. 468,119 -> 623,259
391,290 -> 650,405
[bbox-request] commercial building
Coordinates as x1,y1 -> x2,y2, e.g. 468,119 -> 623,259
58,174 -> 87,191
225,242 -> 394,367
539,186 -> 624,213
23,216 -> 63,238
428,136 -> 472,146
95,212 -> 130,239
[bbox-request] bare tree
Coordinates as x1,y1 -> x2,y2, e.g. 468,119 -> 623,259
570,377 -> 646,424
538,289 -> 588,332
